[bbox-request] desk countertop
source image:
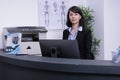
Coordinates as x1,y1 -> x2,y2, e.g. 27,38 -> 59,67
0,50 -> 120,75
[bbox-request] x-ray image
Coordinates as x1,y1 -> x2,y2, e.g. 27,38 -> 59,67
53,1 -> 58,13
39,0 -> 68,29
44,0 -> 49,28
60,1 -> 66,29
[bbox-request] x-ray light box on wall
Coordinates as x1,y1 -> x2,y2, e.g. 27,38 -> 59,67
38,0 -> 69,30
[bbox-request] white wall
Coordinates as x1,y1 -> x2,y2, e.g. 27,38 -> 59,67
87,0 -> 104,60
68,0 -> 87,7
104,0 -> 120,60
0,0 -> 38,48
87,0 -> 120,60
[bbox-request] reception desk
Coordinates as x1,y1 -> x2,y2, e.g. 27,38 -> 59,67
0,50 -> 120,80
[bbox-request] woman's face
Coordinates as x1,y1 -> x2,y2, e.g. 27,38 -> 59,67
69,11 -> 81,25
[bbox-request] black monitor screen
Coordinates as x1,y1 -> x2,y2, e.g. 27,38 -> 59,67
39,40 -> 80,59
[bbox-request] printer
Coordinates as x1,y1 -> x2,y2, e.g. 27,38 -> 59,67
3,26 -> 47,55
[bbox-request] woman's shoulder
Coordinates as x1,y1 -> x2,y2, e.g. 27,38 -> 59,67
83,27 -> 91,32
83,27 -> 92,35
63,28 -> 69,32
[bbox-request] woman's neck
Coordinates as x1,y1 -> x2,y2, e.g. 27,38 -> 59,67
71,24 -> 79,34
72,23 -> 79,30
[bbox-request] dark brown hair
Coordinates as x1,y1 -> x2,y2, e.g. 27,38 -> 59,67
66,6 -> 85,28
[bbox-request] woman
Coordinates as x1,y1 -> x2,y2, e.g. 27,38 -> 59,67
63,6 -> 93,59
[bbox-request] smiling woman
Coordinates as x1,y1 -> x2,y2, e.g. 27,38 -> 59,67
63,6 -> 93,59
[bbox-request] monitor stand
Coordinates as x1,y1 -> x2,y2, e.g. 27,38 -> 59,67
50,47 -> 60,58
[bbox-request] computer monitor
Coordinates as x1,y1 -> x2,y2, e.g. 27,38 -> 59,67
39,40 -> 80,59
